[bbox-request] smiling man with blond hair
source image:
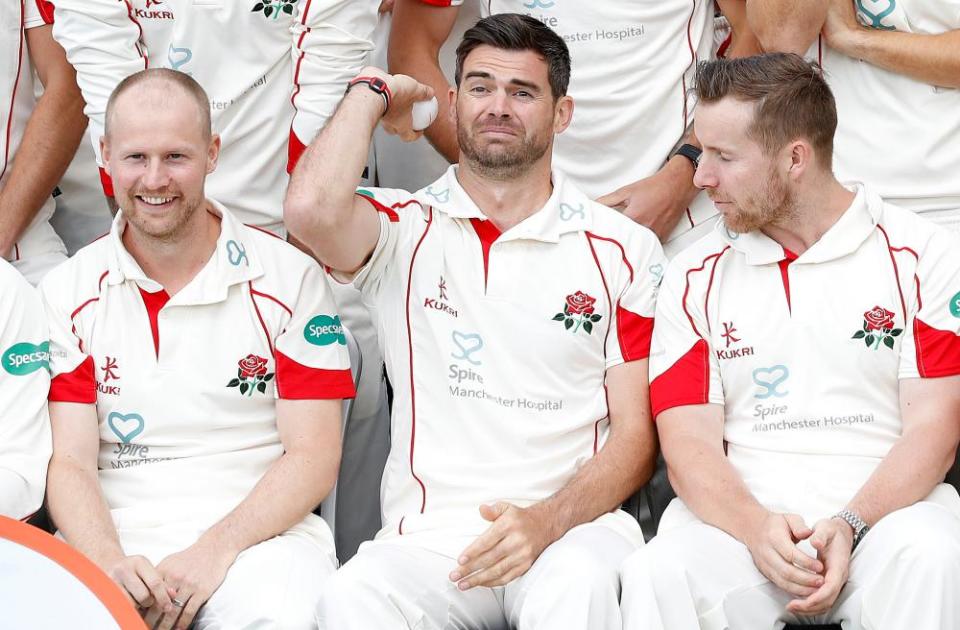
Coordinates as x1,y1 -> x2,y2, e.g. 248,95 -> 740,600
40,69 -> 353,630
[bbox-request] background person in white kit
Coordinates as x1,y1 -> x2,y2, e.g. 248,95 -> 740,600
0,259 -> 52,520
1,0 -> 85,284
286,14 -> 663,629
387,0 -> 762,256
747,0 -> 960,232
620,54 -> 960,630
40,70 -> 354,630
50,0 -> 389,561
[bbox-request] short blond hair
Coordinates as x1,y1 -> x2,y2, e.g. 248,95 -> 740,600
105,68 -> 211,139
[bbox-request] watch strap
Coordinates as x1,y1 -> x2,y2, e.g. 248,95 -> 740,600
346,76 -> 392,114
833,509 -> 870,550
674,143 -> 702,168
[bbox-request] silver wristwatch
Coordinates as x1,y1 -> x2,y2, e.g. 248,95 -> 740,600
833,509 -> 870,550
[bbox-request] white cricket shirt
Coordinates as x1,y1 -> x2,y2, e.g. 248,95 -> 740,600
650,184 -> 960,521
40,202 -> 354,532
0,258 -> 51,519
349,166 -> 665,540
818,0 -> 960,217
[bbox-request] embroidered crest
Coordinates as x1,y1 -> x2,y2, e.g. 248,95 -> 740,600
227,354 -> 274,395
552,291 -> 602,334
851,306 -> 901,350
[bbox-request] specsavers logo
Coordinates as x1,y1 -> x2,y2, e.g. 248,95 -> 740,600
2,342 -> 49,376
304,315 -> 347,346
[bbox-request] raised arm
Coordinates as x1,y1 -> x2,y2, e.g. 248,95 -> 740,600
822,0 -> 960,87
387,0 -> 460,162
0,19 -> 86,259
284,68 -> 432,273
746,0 -> 829,55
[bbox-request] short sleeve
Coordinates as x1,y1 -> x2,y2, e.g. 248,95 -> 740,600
24,0 -> 54,29
346,187 -> 423,300
898,233 -> 960,379
273,263 -> 356,400
648,257 -> 724,419
602,230 -> 666,368
0,265 -> 52,519
38,272 -> 96,403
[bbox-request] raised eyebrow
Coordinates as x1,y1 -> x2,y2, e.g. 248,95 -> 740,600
462,72 -> 542,93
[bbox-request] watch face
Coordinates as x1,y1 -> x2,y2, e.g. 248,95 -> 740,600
368,77 -> 388,94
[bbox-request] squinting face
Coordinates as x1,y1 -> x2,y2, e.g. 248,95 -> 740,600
693,98 -> 795,234
102,85 -> 218,242
453,45 -> 570,178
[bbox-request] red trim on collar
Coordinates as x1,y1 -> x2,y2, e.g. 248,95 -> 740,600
778,247 -> 798,314
469,218 -> 501,289
138,287 -> 170,359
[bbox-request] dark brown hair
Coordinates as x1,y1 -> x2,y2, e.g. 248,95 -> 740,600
455,13 -> 571,99
105,68 -> 211,139
694,53 -> 836,166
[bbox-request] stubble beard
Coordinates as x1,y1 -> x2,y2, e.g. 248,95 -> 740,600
457,121 -> 551,182
123,188 -> 206,245
724,168 -> 797,234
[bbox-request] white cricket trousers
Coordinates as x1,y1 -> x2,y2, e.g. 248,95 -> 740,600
113,511 -> 337,629
620,500 -> 960,630
318,519 -> 639,630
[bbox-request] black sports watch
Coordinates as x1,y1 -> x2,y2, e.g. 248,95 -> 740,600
674,143 -> 702,169
346,76 -> 392,114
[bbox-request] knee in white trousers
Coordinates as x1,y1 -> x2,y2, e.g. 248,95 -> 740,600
195,532 -> 337,629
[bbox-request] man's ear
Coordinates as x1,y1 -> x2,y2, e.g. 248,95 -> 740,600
100,136 -> 111,176
447,86 -> 458,126
207,134 -> 221,174
553,95 -> 574,134
785,139 -> 814,182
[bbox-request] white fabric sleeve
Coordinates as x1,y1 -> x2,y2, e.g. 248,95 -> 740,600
0,267 -> 51,519
603,228 -> 667,369
648,256 -> 724,418
288,0 -> 378,170
898,230 -> 960,379
52,0 -> 147,174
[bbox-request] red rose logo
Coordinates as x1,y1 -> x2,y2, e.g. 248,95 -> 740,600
852,306 -> 901,351
565,291 -> 596,316
238,354 -> 269,379
863,306 -> 895,332
553,291 -> 602,335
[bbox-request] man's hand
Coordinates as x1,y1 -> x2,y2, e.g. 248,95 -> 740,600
743,512 -> 825,598
821,0 -> 863,54
145,539 -> 237,630
378,0 -> 394,13
104,554 -> 174,613
596,156 -> 698,241
450,502 -> 560,590
787,517 -> 853,616
355,66 -> 434,142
